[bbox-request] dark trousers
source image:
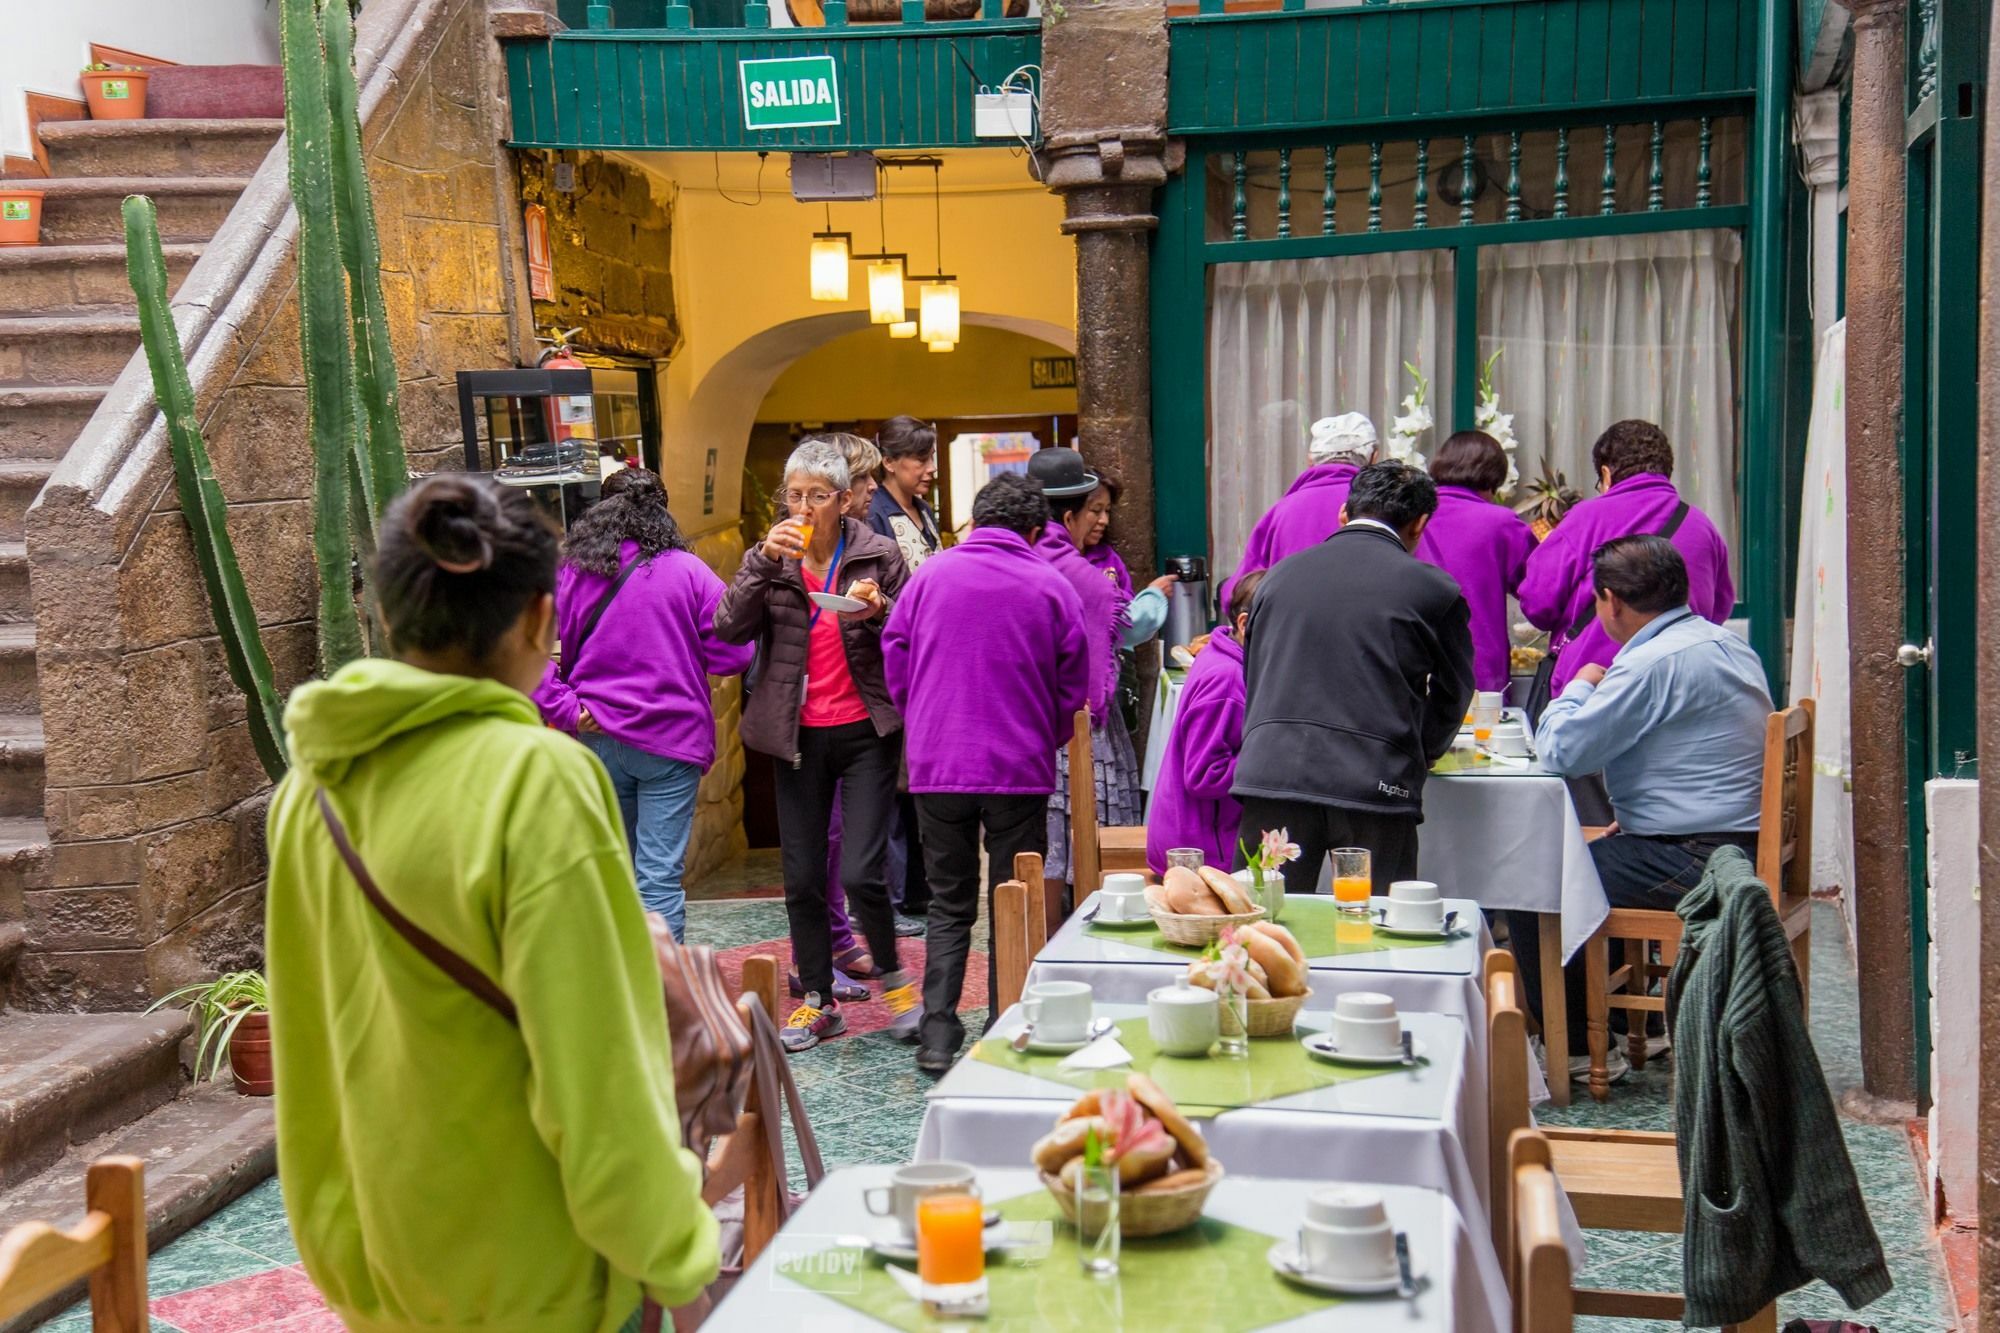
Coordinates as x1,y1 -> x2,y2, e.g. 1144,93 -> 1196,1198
913,792 -> 1048,1053
891,793 -> 930,915
1237,797 -> 1420,895
1505,830 -> 1756,1054
774,721 -> 902,999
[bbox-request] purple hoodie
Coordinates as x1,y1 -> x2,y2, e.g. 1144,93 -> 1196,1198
1414,485 -> 1537,692
1036,524 -> 1125,725
1518,473 -> 1736,692
533,542 -> 754,770
883,527 -> 1089,794
1145,627 -> 1247,875
1083,543 -> 1135,597
1221,461 -> 1360,610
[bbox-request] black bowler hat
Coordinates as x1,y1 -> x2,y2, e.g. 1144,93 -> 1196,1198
1025,447 -> 1100,499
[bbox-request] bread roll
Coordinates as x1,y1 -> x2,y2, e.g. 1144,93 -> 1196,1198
1032,1116 -> 1102,1173
1164,865 -> 1225,915
1249,920 -> 1307,968
1059,1090 -> 1105,1123
1240,927 -> 1307,997
1126,1073 -> 1209,1169
1114,1126 -> 1176,1185
1200,865 -> 1257,914
1133,1166 -> 1211,1194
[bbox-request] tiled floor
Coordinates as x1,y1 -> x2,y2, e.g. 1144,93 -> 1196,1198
42,897 -> 1946,1331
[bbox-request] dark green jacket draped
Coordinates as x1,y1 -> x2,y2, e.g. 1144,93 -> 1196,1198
1666,847 -> 1891,1327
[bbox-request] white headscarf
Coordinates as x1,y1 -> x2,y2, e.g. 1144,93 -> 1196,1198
1308,412 -> 1378,465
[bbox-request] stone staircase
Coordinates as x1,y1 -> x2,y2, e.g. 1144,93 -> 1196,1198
0,115 -> 283,1326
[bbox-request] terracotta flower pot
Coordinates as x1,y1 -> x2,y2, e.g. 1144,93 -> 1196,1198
81,70 -> 149,120
228,1010 -> 275,1096
0,190 -> 43,247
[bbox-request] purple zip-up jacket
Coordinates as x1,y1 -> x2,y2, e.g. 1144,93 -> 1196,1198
1145,627 -> 1247,875
1083,543 -> 1134,597
1036,524 -> 1124,725
1518,473 -> 1736,693
533,542 -> 754,770
883,527 -> 1089,794
1414,485 -> 1537,692
1221,461 -> 1360,610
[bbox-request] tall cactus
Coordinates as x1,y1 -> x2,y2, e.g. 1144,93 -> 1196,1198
124,197 -> 289,782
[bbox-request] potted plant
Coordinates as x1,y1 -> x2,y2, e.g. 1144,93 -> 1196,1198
0,188 -> 43,247
148,970 -> 273,1096
80,63 -> 150,120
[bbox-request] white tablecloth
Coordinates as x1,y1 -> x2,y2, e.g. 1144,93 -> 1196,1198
709,1165 -> 1509,1333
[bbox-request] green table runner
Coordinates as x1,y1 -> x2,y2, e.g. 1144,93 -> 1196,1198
778,1187 -> 1341,1332
967,1017 -> 1413,1117
1086,894 -> 1457,960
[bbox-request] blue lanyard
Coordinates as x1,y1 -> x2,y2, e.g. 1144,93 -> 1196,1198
805,528 -> 847,631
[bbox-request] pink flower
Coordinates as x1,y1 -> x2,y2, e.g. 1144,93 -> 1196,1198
1259,827 -> 1302,868
1096,1090 -> 1171,1165
1213,928 -> 1253,995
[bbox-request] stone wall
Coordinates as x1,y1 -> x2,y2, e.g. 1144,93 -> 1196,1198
20,0 -> 531,1009
517,152 -> 680,360
686,525 -> 748,883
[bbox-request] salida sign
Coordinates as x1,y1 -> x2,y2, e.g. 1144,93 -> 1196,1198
739,55 -> 841,131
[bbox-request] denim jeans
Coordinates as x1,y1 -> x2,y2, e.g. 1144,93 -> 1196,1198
584,733 -> 702,941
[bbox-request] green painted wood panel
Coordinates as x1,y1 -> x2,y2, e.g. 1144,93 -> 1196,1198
1164,0 -> 1758,135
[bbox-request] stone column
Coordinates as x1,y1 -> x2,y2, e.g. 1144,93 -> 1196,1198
1976,0 -> 2000,1315
1037,0 -> 1170,581
1843,0 -> 1916,1106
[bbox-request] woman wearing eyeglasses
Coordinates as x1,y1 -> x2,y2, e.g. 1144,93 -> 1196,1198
714,437 -> 919,1055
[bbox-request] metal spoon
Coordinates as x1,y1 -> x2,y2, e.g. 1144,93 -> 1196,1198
1400,1030 -> 1417,1068
1394,1232 -> 1417,1298
1012,1016 -> 1111,1053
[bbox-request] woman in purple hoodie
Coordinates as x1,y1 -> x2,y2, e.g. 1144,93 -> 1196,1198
1219,411 -> 1377,612
1414,431 -> 1537,694
1146,569 -> 1264,875
534,469 -> 752,940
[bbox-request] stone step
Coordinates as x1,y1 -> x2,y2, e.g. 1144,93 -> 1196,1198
0,543 -> 28,626
32,176 -> 250,247
0,814 -> 48,951
39,118 -> 284,179
0,712 -> 42,819
0,384 -> 109,460
0,625 -> 38,713
0,1081 -> 275,1329
0,315 -> 140,388
0,242 -> 203,316
0,462 -> 53,545
0,1011 -> 191,1192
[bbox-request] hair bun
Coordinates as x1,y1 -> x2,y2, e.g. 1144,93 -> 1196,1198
407,475 -> 497,575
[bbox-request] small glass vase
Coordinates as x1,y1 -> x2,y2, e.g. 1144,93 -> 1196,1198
1216,985 -> 1250,1059
1074,1161 -> 1120,1277
1242,868 -> 1284,921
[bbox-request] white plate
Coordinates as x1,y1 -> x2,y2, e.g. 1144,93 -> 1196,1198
808,590 -> 869,614
1089,904 -> 1154,928
1300,1033 -> 1428,1066
1266,1239 -> 1427,1295
868,1216 -> 1009,1262
1373,920 -> 1458,940
1013,1016 -> 1114,1054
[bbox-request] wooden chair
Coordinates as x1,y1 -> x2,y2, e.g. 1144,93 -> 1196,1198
1510,1131 -> 1574,1333
1581,700 -> 1816,1102
0,1157 -> 147,1332
1486,951 -> 1776,1331
1014,852 -> 1050,959
1067,709 -> 1150,906
703,955 -> 786,1268
993,880 -> 1031,1014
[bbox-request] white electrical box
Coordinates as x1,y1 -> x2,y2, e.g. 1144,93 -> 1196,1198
974,89 -> 1036,141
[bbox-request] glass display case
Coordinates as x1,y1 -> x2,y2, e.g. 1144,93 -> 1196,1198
454,365 -> 658,529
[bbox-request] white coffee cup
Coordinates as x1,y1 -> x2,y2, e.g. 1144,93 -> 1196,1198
1385,880 -> 1444,931
863,1161 -> 981,1239
1332,991 -> 1402,1056
1147,983 -> 1220,1057
1490,720 -> 1532,758
1021,981 -> 1093,1043
1099,872 -> 1149,922
1297,1186 -> 1397,1281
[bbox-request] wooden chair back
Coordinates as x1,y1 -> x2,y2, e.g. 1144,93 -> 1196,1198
1014,852 -> 1050,957
993,880 -> 1031,1013
1486,951 -> 1531,1257
0,1157 -> 147,1331
1510,1131 -> 1574,1333
704,956 -> 783,1267
1067,709 -> 1104,900
1755,700 -> 1814,907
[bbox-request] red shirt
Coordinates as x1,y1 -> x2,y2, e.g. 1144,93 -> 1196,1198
800,564 -> 870,728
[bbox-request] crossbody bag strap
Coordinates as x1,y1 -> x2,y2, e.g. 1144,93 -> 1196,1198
557,556 -> 645,684
1561,499 -> 1693,640
315,788 -> 519,1026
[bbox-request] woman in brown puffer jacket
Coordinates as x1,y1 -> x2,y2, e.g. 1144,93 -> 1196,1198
714,436 -> 914,1054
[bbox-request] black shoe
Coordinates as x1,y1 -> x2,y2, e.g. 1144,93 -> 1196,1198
894,914 -> 927,938
915,1044 -> 956,1074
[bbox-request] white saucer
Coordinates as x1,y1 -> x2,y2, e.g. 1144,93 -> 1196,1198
869,1216 -> 1008,1262
808,590 -> 869,614
1090,904 -> 1154,928
1267,1239 -> 1427,1295
1373,920 -> 1457,939
1300,1032 -> 1428,1066
1016,1017 -> 1113,1054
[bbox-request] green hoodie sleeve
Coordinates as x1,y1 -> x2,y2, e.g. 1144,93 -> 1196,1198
501,841 -> 722,1308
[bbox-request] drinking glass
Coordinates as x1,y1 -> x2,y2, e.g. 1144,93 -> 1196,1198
1215,984 -> 1249,1060
1472,691 -> 1503,743
1332,847 -> 1373,916
917,1192 -> 986,1299
1165,848 -> 1206,872
1074,1162 -> 1120,1277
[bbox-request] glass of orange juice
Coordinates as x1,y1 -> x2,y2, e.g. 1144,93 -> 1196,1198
1332,847 -> 1372,916
1471,691 -> 1503,744
917,1192 -> 987,1306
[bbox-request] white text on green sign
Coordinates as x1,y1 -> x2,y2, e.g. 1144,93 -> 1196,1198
740,56 -> 841,131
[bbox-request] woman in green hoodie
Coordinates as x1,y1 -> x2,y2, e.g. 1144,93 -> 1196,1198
265,475 -> 719,1333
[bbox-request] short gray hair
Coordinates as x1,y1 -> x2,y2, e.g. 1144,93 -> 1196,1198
783,439 -> 850,492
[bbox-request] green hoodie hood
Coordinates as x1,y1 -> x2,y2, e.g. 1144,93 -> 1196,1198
284,658 -> 541,787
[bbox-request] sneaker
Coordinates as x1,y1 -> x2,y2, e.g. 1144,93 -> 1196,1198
1568,1046 -> 1631,1086
881,972 -> 921,1042
780,996 -> 844,1054
789,970 -> 869,1003
894,914 -> 928,938
915,1044 -> 956,1074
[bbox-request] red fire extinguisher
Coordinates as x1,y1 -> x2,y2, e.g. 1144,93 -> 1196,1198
536,326 -> 594,453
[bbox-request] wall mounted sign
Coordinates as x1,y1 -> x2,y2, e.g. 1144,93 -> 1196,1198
704,448 -> 719,515
524,204 -> 553,301
739,55 -> 841,131
1030,356 -> 1077,390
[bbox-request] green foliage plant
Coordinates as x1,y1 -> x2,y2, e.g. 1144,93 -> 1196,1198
147,970 -> 272,1083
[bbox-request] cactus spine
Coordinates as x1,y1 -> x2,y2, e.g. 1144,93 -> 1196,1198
124,197 -> 289,781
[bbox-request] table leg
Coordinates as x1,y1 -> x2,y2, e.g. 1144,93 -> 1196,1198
1584,933 -> 1611,1103
1538,913 -> 1570,1108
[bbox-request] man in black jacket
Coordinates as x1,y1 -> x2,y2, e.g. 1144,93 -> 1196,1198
1233,462 -> 1476,891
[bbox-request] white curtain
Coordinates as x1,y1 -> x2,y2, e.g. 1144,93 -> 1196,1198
1476,230 -> 1742,563
1206,251 -> 1456,575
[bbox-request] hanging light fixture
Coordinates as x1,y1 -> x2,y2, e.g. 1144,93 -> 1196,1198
913,163 -> 961,348
928,338 -> 956,353
851,167 -> 907,325
808,204 -> 850,302
889,320 -> 919,339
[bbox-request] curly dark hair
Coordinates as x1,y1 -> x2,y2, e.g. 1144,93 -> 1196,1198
1590,419 -> 1675,484
562,467 -> 692,577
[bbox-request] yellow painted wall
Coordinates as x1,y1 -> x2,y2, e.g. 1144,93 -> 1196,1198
757,324 -> 1078,422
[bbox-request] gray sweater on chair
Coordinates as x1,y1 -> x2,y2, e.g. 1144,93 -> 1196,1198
1665,847 -> 1892,1327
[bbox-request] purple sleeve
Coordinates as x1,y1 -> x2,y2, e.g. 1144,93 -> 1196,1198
1704,530 -> 1737,621
1502,514 -> 1536,597
1050,582 -> 1090,728
1517,524 -> 1587,630
1176,673 -> 1245,801
533,660 -> 581,733
696,571 -> 756,678
881,582 -> 915,708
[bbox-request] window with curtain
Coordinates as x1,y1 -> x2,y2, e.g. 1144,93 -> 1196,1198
1206,250 -> 1456,575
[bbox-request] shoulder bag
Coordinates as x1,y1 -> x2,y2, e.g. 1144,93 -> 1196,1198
555,556 -> 645,684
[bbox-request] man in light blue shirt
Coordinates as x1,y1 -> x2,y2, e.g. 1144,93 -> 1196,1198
1506,534 -> 1771,1082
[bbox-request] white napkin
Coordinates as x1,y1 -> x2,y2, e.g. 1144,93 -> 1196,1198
1058,1032 -> 1133,1071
